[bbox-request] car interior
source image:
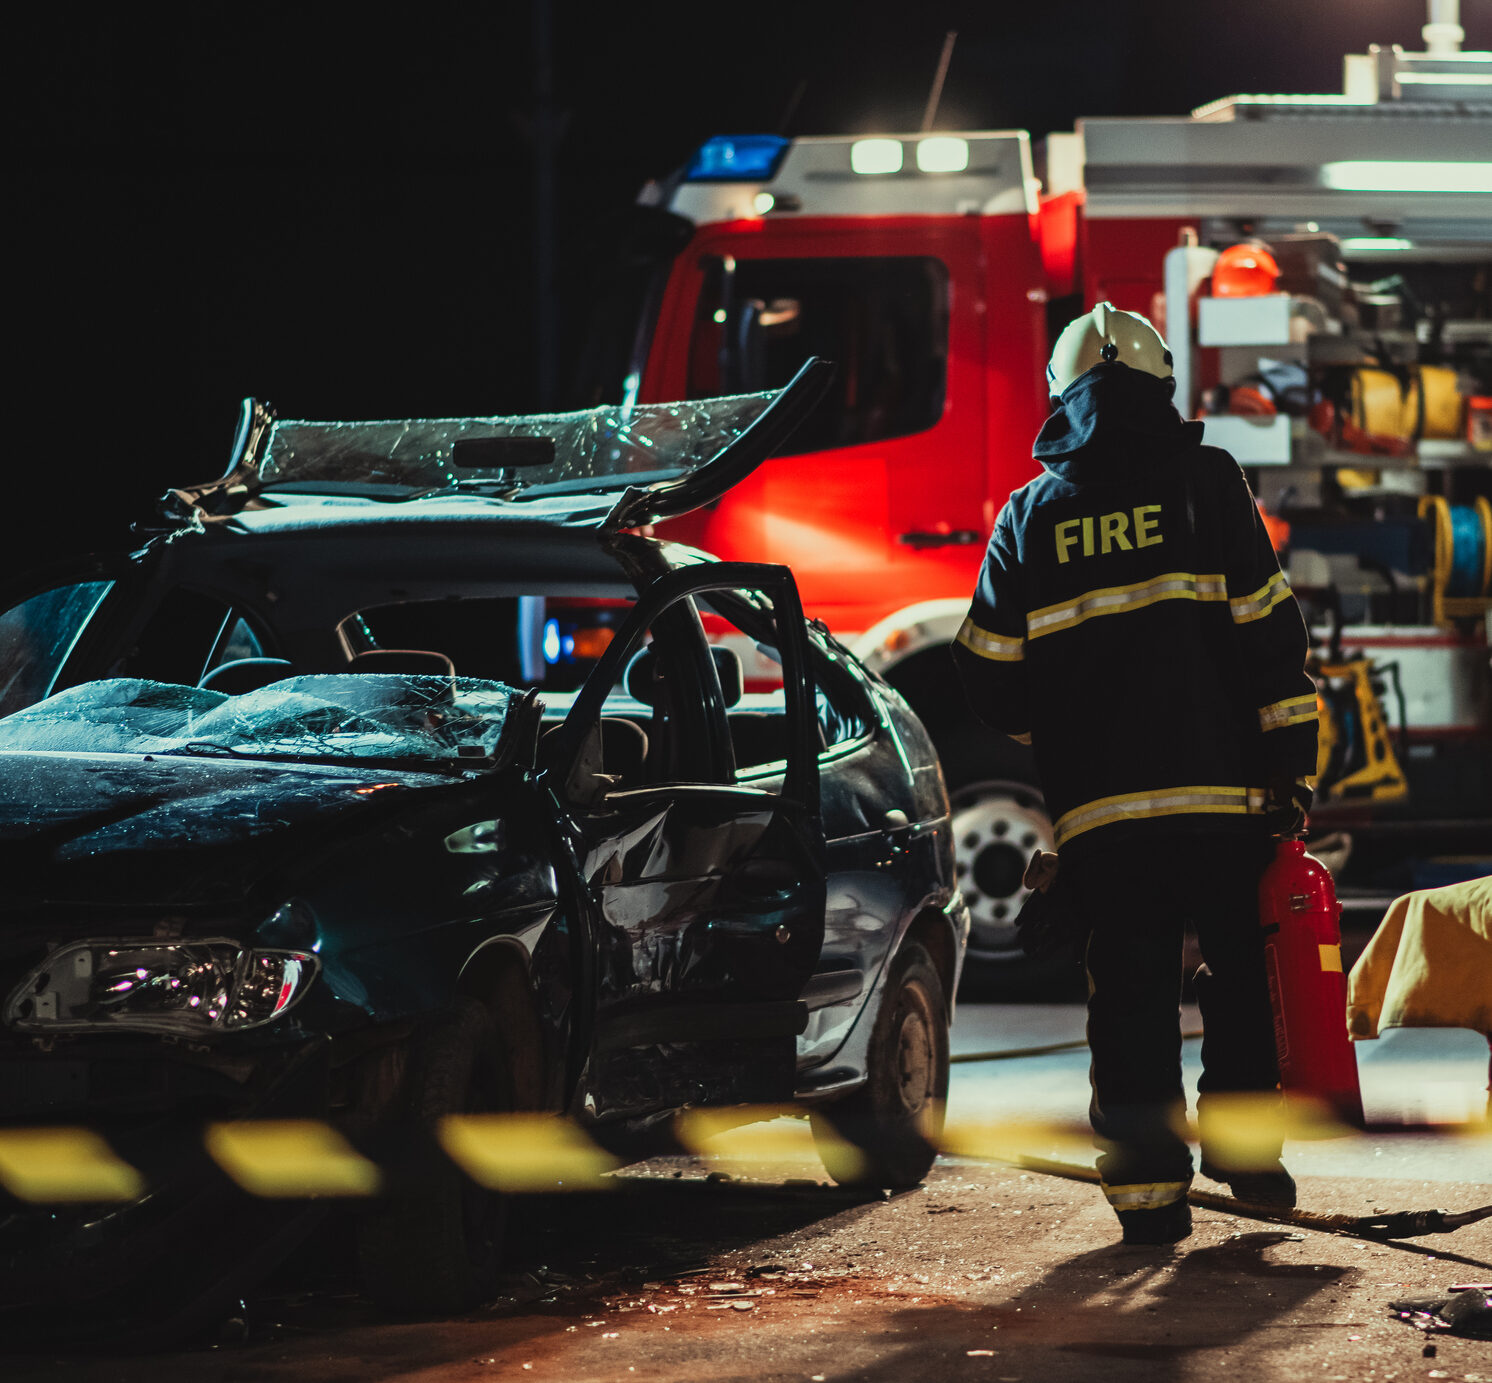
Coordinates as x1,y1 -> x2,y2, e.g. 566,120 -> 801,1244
7,561 -> 876,795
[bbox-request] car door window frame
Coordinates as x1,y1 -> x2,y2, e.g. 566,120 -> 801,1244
551,562 -> 819,817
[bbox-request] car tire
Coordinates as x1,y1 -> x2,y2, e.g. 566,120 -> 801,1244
880,652 -> 1077,997
945,769 -> 1082,1001
357,997 -> 512,1313
810,942 -> 949,1189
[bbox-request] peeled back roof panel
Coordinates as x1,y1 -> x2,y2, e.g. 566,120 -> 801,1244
260,393 -> 776,503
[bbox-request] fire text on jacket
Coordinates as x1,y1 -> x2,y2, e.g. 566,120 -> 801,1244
1055,505 -> 1163,563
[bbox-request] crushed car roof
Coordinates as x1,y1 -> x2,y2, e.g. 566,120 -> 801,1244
173,360 -> 832,533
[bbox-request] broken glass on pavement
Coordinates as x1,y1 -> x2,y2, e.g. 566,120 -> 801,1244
1387,1285 -> 1492,1339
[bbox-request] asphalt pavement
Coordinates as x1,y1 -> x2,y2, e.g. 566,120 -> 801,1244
949,1002 -> 1491,1183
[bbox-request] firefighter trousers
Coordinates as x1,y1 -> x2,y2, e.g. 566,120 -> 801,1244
1069,830 -> 1281,1215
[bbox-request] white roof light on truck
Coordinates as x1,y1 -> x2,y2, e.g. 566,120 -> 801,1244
916,136 -> 970,173
1340,237 -> 1416,252
1322,160 -> 1492,194
850,139 -> 903,175
669,131 -> 1037,224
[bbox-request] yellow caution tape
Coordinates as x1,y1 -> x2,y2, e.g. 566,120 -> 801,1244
674,1104 -> 871,1179
0,1127 -> 145,1203
939,1116 -> 1095,1163
675,1104 -> 806,1157
438,1113 -> 620,1192
0,1105 -> 1484,1204
1193,1093 -> 1357,1172
205,1119 -> 382,1198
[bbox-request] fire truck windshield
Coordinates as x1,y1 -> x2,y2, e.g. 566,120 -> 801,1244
688,255 -> 949,454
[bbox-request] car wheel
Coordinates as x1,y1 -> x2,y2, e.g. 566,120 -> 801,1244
952,778 -> 1052,954
357,997 -> 512,1313
950,778 -> 1081,999
810,942 -> 949,1189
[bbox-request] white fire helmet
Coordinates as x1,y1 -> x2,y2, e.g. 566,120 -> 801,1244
1046,301 -> 1174,397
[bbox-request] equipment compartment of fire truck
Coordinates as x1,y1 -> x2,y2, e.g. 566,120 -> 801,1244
585,10 -> 1490,987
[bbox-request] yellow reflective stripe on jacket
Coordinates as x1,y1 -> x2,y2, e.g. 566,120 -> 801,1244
1229,569 -> 1292,624
1054,784 -> 1266,848
1025,572 -> 1227,641
1258,693 -> 1319,734
1102,1179 -> 1191,1211
956,617 -> 1024,662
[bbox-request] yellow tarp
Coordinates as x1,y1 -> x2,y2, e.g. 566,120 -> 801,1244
1347,877 -> 1492,1039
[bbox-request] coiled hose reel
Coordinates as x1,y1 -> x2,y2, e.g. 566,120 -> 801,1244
1418,494 -> 1491,623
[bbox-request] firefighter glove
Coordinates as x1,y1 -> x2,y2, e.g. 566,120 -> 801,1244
1265,776 -> 1313,835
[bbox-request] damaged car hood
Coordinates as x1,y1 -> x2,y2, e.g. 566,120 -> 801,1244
0,674 -> 541,909
0,748 -> 457,909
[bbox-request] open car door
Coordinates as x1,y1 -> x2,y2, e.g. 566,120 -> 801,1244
544,562 -> 826,1123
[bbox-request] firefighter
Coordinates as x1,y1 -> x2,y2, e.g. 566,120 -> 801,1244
951,303 -> 1319,1245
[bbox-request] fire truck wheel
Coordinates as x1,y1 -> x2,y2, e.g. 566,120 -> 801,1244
357,997 -> 512,1313
810,942 -> 948,1188
949,778 -> 1082,998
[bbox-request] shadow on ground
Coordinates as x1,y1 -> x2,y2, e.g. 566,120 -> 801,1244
3,1169 -> 892,1363
825,1231 -> 1353,1383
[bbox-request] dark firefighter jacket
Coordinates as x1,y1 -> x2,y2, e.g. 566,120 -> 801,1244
951,363 -> 1319,861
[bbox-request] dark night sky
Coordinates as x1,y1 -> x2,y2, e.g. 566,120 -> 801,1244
12,1 -> 1489,571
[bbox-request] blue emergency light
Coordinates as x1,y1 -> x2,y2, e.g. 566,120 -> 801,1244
685,135 -> 790,183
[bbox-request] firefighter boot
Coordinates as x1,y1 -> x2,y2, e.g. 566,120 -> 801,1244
1200,1159 -> 1298,1207
1117,1200 -> 1193,1246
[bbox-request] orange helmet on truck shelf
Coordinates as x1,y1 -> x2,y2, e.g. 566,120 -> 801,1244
1212,243 -> 1281,298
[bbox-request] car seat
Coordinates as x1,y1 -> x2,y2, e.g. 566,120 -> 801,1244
599,716 -> 648,788
197,657 -> 294,695
347,649 -> 456,678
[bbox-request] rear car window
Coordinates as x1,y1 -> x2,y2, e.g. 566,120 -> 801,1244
687,255 -> 949,453
814,652 -> 875,750
0,580 -> 113,717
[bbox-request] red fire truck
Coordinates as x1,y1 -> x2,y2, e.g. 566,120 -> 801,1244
586,22 -> 1492,984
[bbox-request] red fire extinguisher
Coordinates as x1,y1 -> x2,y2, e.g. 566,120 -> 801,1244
1259,838 -> 1365,1127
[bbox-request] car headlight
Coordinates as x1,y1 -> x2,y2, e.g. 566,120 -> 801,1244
3,938 -> 319,1037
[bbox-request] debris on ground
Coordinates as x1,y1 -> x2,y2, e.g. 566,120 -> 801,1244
1387,1284 -> 1492,1339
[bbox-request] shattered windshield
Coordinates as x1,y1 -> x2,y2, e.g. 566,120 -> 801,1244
258,392 -> 777,499
0,676 -> 527,767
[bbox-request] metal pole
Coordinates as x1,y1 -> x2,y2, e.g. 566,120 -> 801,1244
532,0 -> 557,408
776,78 -> 808,136
920,31 -> 957,133
1423,0 -> 1463,55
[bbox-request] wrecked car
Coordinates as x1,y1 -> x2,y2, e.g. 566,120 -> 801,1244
0,361 -> 967,1327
